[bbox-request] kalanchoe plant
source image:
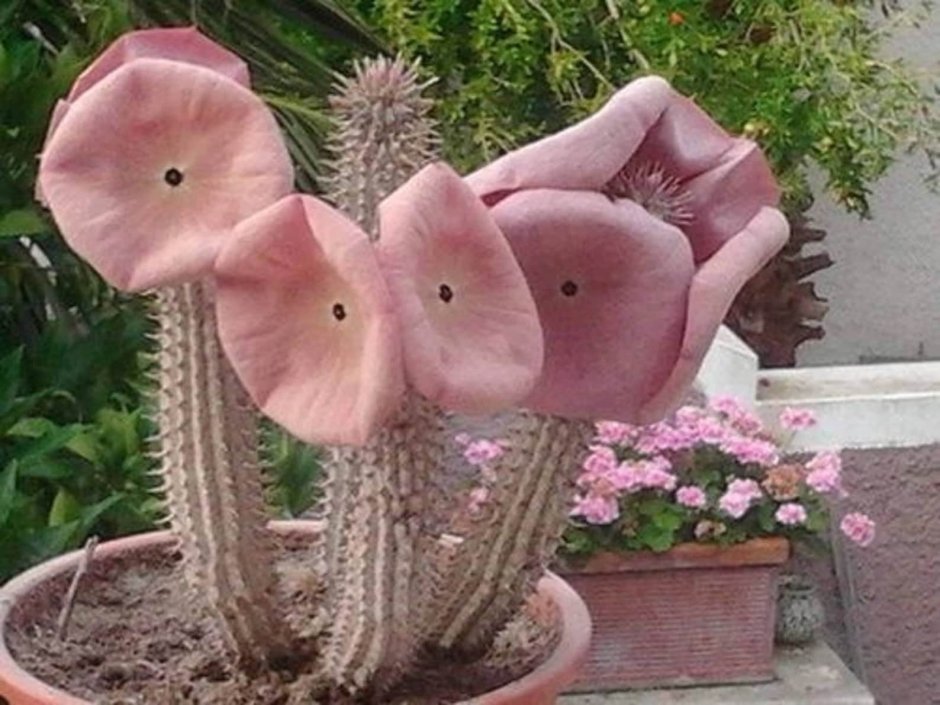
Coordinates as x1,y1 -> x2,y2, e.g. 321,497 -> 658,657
35,26 -> 788,704
562,396 -> 876,557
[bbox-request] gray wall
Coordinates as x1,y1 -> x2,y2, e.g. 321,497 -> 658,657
797,9 -> 940,367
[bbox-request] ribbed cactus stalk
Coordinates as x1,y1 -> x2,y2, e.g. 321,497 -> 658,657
319,56 -> 442,696
153,282 -> 291,667
323,55 -> 439,237
320,394 -> 445,693
428,414 -> 591,654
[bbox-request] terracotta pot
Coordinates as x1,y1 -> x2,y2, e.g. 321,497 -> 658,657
0,521 -> 591,705
559,537 -> 789,692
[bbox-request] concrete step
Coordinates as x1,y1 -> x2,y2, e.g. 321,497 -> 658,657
559,643 -> 874,705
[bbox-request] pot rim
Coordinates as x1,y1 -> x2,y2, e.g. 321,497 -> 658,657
0,520 -> 591,705
557,536 -> 791,576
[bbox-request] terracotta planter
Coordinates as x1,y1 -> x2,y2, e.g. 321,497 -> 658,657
0,521 -> 591,705
559,537 -> 789,692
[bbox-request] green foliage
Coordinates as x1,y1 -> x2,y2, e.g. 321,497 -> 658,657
0,0 -> 375,580
559,402 -> 858,559
263,423 -> 324,518
352,0 -> 939,215
0,320 -> 157,582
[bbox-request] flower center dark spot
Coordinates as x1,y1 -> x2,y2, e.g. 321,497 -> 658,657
439,284 -> 454,303
164,168 -> 184,187
332,303 -> 347,321
561,280 -> 579,297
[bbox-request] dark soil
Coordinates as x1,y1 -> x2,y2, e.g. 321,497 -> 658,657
6,536 -> 558,704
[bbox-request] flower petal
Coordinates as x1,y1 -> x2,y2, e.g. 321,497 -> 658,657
639,207 -> 789,423
490,189 -> 694,422
377,163 -> 543,413
39,58 -> 293,291
37,28 -> 250,207
466,76 -> 673,202
680,140 -> 779,261
70,26 -> 249,100
624,94 -> 737,181
623,97 -> 779,260
215,194 -> 404,445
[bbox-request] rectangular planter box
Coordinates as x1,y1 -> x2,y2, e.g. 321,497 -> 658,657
559,537 -> 789,692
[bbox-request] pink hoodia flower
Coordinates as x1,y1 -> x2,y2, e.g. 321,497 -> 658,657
570,494 -> 620,525
779,406 -> 818,431
840,512 -> 876,547
214,195 -> 404,446
467,76 -> 788,424
775,502 -> 808,526
39,34 -> 293,292
676,485 -> 708,509
377,162 -> 543,414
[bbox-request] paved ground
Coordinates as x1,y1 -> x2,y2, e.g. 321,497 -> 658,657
559,642 -> 874,705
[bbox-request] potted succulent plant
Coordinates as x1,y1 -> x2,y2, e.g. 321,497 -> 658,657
557,397 -> 876,692
0,26 -> 789,705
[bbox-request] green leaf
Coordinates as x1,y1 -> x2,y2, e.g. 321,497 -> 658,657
48,487 -> 81,527
0,461 -> 17,525
76,493 -> 123,534
64,431 -> 103,464
636,522 -> 676,552
652,507 -> 684,532
0,208 -> 47,237
14,423 -> 83,463
7,416 -> 57,438
0,347 -> 23,414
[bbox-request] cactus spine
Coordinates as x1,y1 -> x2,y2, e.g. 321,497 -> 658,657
429,414 -> 591,653
323,55 -> 438,238
153,282 -> 291,667
319,56 -> 441,695
319,55 -> 592,694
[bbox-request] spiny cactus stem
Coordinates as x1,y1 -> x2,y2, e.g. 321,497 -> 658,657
153,282 -> 292,667
321,394 -> 444,694
432,414 -> 590,651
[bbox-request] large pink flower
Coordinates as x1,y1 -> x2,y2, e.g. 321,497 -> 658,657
214,195 -> 403,445
467,76 -> 788,423
377,163 -> 543,413
38,33 -> 292,291
38,27 -> 250,203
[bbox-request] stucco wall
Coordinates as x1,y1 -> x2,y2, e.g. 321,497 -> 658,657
797,9 -> 940,367
798,445 -> 940,705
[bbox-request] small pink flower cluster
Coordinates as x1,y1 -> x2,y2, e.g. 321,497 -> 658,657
567,397 -> 876,550
840,512 -> 876,547
629,397 -> 778,467
572,448 -> 679,523
455,433 -> 507,515
718,478 -> 763,519
775,502 -> 808,526
805,451 -> 845,496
